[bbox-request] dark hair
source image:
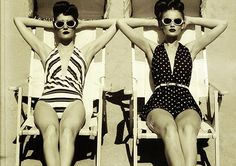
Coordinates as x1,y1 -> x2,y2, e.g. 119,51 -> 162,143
154,0 -> 184,23
53,1 -> 79,25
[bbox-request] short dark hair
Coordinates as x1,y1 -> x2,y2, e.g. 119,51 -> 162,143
154,0 -> 184,23
53,1 -> 79,24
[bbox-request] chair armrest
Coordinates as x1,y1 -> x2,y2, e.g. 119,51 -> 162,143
8,78 -> 29,90
208,82 -> 227,110
209,82 -> 228,96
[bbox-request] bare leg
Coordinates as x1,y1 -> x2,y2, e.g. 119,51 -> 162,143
34,101 -> 60,166
60,100 -> 86,166
176,109 -> 201,166
146,109 -> 185,166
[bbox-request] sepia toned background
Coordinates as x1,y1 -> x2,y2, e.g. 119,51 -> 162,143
1,0 -> 236,165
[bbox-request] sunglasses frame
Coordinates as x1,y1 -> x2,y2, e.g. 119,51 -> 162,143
54,20 -> 77,29
161,18 -> 184,26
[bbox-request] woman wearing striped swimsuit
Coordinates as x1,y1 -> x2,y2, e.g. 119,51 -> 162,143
39,47 -> 87,113
14,1 -> 117,166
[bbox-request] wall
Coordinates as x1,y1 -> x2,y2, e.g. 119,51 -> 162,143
205,0 -> 236,165
1,1 -> 31,165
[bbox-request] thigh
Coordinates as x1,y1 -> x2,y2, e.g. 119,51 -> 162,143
146,108 -> 177,135
175,109 -> 201,134
34,101 -> 59,133
60,100 -> 86,133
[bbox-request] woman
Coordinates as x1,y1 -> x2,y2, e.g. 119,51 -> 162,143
14,1 -> 116,166
117,0 -> 227,165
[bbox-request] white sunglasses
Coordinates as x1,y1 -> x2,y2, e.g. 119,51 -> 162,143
54,20 -> 77,29
161,18 -> 184,26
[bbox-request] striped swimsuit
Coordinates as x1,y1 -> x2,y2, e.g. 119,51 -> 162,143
39,46 -> 87,112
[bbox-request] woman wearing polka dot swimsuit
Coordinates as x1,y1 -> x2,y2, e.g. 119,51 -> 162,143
117,0 -> 227,165
143,42 -> 201,119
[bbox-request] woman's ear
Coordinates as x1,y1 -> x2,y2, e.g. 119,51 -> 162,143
181,21 -> 186,30
159,22 -> 163,30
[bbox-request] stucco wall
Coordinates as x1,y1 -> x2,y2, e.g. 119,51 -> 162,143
1,1 -> 31,165
205,1 -> 236,165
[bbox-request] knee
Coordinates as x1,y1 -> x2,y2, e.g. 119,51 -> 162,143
60,127 -> 76,141
162,124 -> 179,139
43,124 -> 59,140
178,124 -> 198,137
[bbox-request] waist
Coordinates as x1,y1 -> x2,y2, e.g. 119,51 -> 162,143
155,83 -> 189,90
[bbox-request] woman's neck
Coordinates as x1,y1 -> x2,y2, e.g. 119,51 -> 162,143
57,41 -> 74,50
164,40 -> 179,47
58,38 -> 74,46
164,36 -> 178,45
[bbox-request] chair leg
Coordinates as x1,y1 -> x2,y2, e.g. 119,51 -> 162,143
15,134 -> 20,166
215,137 -> 220,166
96,135 -> 101,166
96,98 -> 104,166
129,102 -> 134,136
95,114 -> 102,166
16,87 -> 23,166
133,137 -> 138,166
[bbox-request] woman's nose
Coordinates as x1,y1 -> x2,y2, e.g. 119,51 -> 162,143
63,23 -> 68,29
170,21 -> 175,26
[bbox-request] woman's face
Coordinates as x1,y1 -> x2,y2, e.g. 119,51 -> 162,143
54,14 -> 77,42
161,10 -> 184,37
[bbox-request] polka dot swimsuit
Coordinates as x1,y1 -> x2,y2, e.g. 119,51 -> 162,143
141,42 -> 202,119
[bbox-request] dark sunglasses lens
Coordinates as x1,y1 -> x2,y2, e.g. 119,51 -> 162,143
163,18 -> 172,24
55,21 -> 64,28
174,19 -> 183,25
67,20 -> 75,27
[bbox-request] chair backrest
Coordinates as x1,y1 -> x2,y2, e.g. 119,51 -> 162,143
132,26 -> 208,107
130,0 -> 203,18
29,0 -> 108,19
28,28 -> 105,127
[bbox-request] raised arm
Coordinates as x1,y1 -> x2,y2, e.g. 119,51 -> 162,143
77,18 -> 116,30
14,17 -> 53,63
117,18 -> 158,64
185,16 -> 228,59
80,19 -> 117,66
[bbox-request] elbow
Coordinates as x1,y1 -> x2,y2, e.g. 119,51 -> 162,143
13,17 -> 20,26
117,19 -> 125,29
116,19 -> 121,29
220,20 -> 228,32
111,19 -> 117,29
111,19 -> 117,25
222,20 -> 228,29
13,17 -> 23,25
13,16 -> 22,21
105,19 -> 116,28
13,17 -> 19,23
110,23 -> 117,33
221,20 -> 228,30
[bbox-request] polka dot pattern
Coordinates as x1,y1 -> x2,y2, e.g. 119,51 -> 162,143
141,43 -> 202,119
